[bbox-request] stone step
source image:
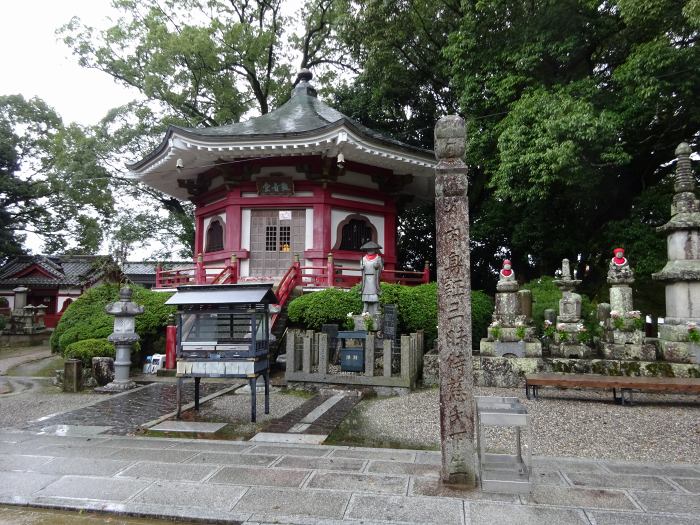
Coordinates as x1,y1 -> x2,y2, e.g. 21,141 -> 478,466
256,391 -> 363,443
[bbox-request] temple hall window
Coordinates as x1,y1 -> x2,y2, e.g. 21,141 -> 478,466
338,216 -> 376,251
265,226 -> 278,251
205,219 -> 224,252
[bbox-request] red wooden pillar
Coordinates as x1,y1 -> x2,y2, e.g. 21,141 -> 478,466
195,253 -> 206,284
194,215 -> 204,255
230,254 -> 238,284
165,324 -> 177,369
423,261 -> 430,283
327,252 -> 334,287
226,203 -> 241,255
155,265 -> 162,288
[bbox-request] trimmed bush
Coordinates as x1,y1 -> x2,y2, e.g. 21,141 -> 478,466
287,282 -> 492,349
51,284 -> 175,356
471,290 -> 494,345
287,287 -> 362,330
64,338 -> 115,367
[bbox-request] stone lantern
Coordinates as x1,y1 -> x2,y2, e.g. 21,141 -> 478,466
99,287 -> 144,392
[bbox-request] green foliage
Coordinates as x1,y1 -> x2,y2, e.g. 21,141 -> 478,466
64,338 -> 115,367
288,283 -> 492,349
287,287 -> 362,330
471,290 -> 494,344
51,283 -> 175,354
0,315 -> 6,331
0,95 -> 114,261
525,277 -> 562,331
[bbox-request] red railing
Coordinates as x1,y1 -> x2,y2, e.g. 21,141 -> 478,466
156,252 -> 429,330
156,254 -> 239,288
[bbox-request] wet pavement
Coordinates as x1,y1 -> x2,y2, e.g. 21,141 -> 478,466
1,430 -> 699,524
23,382 -> 238,435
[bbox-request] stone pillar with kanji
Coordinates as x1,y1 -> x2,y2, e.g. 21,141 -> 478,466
434,115 -> 476,487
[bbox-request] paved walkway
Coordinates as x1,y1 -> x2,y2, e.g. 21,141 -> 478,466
0,430 -> 698,524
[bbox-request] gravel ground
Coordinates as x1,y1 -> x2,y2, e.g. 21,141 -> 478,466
0,379 -> 105,429
195,389 -> 312,435
339,386 -> 700,464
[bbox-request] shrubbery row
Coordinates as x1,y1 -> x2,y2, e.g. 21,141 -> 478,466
287,283 -> 494,349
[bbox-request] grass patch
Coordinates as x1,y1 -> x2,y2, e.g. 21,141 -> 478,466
6,355 -> 63,377
278,387 -> 316,399
325,399 -> 439,451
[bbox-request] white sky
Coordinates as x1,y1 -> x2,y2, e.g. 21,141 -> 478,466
0,0 -> 138,126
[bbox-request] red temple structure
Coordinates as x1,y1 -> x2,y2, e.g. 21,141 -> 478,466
129,70 -> 436,311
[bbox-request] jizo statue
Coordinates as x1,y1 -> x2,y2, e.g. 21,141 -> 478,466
360,241 -> 383,316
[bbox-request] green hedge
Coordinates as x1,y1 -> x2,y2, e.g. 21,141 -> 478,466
287,283 -> 493,349
525,276 -> 598,336
287,287 -> 362,330
51,284 -> 175,357
64,338 -> 115,367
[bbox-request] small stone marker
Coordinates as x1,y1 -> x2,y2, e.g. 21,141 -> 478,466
434,115 -> 476,487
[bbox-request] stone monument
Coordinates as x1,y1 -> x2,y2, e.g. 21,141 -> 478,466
598,249 -> 652,360
1,286 -> 46,338
434,115 -> 476,487
360,241 -> 383,315
480,259 -> 541,357
97,287 -> 144,392
551,259 -> 592,358
653,142 -> 700,363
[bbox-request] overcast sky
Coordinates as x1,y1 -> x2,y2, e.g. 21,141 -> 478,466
0,0 -> 138,126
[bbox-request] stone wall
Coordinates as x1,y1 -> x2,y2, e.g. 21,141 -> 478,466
421,355 -> 700,388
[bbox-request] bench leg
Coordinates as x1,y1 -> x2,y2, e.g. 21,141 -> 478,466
526,384 -> 530,400
613,388 -> 621,405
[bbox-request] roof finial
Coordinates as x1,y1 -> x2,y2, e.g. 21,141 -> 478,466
297,69 -> 313,83
293,68 -> 317,98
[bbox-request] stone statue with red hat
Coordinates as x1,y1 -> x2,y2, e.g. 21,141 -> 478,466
608,247 -> 634,285
360,241 -> 384,316
497,259 -> 518,292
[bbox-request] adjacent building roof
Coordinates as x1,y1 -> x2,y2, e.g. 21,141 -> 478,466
165,284 -> 278,306
0,256 -> 192,289
128,70 -> 437,201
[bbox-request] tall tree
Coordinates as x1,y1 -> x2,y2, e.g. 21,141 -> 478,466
59,0 -> 352,258
335,0 -> 699,300
0,95 -> 114,263
447,0 -> 699,288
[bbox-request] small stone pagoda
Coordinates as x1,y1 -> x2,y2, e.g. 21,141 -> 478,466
653,142 -> 700,363
551,259 -> 592,358
598,249 -> 652,360
480,260 -> 541,358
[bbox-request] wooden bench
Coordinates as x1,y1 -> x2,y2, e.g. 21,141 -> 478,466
525,373 -> 700,405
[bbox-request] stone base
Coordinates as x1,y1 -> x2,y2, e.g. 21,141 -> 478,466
353,314 -> 383,333
94,380 -> 137,393
0,332 -> 49,347
600,343 -> 656,361
422,353 -> 439,386
659,323 -> 698,342
602,329 -> 644,345
656,339 -> 699,363
486,326 -> 535,342
480,339 -> 542,358
549,343 -> 595,359
475,356 -> 700,387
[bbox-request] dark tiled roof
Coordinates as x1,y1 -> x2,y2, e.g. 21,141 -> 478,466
0,256 -> 193,287
173,79 -> 430,156
129,71 -> 432,171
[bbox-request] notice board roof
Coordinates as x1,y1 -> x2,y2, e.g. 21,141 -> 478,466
165,284 -> 278,306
